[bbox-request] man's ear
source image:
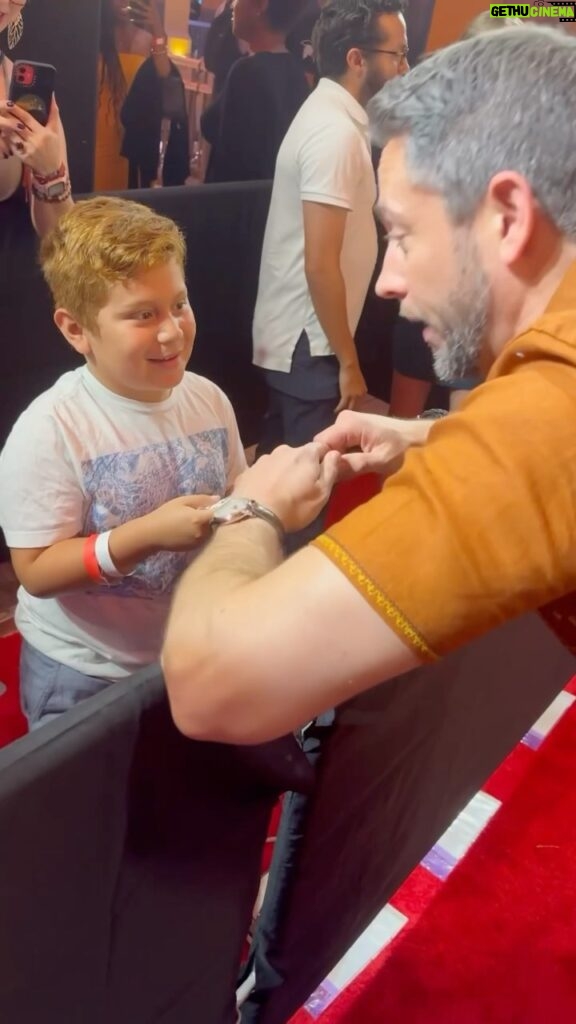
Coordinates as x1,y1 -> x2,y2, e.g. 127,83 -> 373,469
53,308 -> 94,357
485,171 -> 536,267
346,46 -> 366,74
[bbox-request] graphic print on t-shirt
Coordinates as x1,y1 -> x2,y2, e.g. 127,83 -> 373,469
81,429 -> 229,597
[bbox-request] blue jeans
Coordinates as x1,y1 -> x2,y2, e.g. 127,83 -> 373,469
20,641 -> 111,730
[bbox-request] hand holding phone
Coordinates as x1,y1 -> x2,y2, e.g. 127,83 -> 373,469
0,69 -> 65,179
8,61 -> 56,126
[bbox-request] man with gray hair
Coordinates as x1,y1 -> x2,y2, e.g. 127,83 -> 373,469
162,26 -> 576,745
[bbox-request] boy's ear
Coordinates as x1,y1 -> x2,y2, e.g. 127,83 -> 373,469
53,309 -> 94,357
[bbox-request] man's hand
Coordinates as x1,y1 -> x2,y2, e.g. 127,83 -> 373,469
316,410 -> 433,478
336,361 -> 368,413
232,443 -> 341,533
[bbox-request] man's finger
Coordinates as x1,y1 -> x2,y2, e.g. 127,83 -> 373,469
340,451 -> 375,475
320,450 -> 342,489
307,440 -> 330,461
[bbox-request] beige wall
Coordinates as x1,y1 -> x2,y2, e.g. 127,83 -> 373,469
425,0 -> 487,50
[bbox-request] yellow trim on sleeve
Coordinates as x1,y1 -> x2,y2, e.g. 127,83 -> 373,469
314,533 -> 437,662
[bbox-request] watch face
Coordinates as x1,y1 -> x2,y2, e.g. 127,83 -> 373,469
47,180 -> 68,197
210,497 -> 251,524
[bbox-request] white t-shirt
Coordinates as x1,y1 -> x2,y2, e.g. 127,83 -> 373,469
253,77 -> 378,372
0,367 -> 246,679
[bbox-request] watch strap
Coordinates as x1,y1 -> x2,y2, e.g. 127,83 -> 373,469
245,499 -> 285,542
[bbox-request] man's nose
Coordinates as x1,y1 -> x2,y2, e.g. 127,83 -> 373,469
374,244 -> 408,300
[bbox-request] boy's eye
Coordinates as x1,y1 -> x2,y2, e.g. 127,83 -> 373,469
175,299 -> 189,312
134,310 -> 155,321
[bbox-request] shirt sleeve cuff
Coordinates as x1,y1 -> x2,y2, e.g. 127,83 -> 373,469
313,532 -> 437,662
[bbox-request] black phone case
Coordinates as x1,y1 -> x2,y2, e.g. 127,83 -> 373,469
8,61 -> 56,126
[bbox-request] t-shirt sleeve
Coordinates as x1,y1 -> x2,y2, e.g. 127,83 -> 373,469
312,361 -> 576,661
298,124 -> 367,210
213,388 -> 247,489
0,409 -> 84,549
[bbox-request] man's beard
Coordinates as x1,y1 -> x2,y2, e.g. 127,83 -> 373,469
430,236 -> 490,383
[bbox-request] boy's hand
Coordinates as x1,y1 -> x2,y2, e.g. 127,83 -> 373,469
145,494 -> 220,551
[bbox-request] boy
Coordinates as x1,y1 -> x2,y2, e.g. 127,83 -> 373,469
0,196 -> 246,728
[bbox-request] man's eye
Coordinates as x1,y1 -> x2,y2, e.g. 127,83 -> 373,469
384,233 -> 408,252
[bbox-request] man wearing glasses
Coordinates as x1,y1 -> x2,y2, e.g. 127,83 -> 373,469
253,0 -> 408,482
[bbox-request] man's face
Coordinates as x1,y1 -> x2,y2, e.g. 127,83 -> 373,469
360,13 -> 409,100
375,137 -> 493,382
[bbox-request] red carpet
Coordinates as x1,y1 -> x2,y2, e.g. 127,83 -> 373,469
0,632 -> 26,748
327,698 -> 576,1024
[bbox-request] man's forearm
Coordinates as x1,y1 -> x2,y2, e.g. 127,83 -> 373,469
306,263 -> 358,366
163,518 -> 282,691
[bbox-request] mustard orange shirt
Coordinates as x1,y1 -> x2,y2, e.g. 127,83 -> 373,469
314,261 -> 576,660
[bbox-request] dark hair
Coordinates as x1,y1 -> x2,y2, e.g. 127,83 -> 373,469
313,0 -> 405,78
99,0 -> 127,113
266,0 -> 309,34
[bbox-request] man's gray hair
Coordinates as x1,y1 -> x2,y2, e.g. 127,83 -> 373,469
368,27 -> 576,239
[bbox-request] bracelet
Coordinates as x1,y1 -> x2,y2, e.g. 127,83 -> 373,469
94,530 -> 126,579
31,162 -> 66,185
82,534 -> 107,584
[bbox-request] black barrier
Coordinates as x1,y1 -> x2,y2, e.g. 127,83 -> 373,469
0,668 -> 312,1024
243,614 -> 575,1024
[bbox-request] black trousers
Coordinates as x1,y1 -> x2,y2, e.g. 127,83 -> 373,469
256,388 -> 336,456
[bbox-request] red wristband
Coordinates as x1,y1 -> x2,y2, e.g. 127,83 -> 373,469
83,534 -> 106,584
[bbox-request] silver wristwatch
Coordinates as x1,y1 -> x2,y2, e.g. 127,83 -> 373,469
210,496 -> 285,542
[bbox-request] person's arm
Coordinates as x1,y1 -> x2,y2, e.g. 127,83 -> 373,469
300,127 -> 373,410
0,97 -> 73,237
164,528 -> 418,745
303,201 -> 367,411
124,0 -> 172,78
164,364 -> 576,746
29,102 -> 73,237
162,442 -> 420,743
9,494 -> 218,599
315,409 -> 433,478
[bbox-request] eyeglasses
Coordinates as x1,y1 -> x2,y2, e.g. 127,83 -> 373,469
362,47 -> 409,65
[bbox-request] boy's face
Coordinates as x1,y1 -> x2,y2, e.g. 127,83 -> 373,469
63,259 -> 196,403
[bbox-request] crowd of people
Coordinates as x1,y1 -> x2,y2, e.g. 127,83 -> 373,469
1,1 -> 576,747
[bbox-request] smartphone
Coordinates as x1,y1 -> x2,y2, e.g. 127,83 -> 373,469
8,61 -> 56,126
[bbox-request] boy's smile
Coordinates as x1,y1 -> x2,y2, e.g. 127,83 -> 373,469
58,259 -> 196,403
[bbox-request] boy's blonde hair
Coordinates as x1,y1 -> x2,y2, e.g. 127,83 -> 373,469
40,196 -> 187,330
461,12 -> 524,39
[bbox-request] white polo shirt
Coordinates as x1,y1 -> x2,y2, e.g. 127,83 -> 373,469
253,77 -> 378,373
